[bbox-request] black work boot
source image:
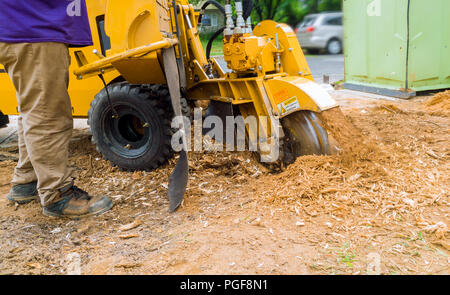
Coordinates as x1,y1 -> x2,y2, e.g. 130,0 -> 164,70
7,182 -> 39,204
43,186 -> 113,219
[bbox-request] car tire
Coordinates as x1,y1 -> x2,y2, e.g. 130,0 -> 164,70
327,39 -> 342,55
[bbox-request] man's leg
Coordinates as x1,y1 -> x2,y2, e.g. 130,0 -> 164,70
12,116 -> 38,186
6,42 -> 74,207
0,43 -> 38,203
6,116 -> 40,204
3,42 -> 113,218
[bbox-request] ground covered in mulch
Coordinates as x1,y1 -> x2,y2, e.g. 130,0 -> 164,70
0,91 -> 448,275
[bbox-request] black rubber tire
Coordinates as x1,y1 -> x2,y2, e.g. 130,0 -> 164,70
281,111 -> 330,164
0,111 -> 9,129
88,82 -> 189,172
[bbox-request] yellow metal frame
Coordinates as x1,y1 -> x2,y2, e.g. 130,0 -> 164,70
74,38 -> 178,78
0,0 -> 338,146
70,0 -> 337,142
186,19 -> 338,139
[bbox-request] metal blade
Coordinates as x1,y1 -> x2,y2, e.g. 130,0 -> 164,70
168,150 -> 189,212
163,47 -> 189,212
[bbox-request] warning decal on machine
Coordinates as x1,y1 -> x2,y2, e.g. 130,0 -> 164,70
277,96 -> 300,115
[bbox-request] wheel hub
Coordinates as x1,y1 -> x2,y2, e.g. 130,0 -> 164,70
103,105 -> 152,158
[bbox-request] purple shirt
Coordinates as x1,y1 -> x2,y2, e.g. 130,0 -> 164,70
0,0 -> 93,46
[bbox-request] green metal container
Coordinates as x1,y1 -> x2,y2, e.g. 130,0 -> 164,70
343,0 -> 450,98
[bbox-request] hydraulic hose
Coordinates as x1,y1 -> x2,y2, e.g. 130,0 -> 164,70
243,0 -> 254,20
204,0 -> 255,60
206,27 -> 225,60
198,0 -> 226,24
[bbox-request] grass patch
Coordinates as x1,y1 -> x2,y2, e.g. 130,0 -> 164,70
200,33 -> 224,56
337,243 -> 357,268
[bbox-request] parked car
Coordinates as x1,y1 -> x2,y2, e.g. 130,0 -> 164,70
296,12 -> 343,55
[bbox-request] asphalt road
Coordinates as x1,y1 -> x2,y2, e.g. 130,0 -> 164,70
306,54 -> 344,84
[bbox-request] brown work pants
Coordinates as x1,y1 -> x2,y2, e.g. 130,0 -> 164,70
0,42 -> 74,207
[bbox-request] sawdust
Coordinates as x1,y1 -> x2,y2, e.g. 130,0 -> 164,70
0,96 -> 449,275
318,107 -> 382,165
425,90 -> 450,116
252,105 -> 449,246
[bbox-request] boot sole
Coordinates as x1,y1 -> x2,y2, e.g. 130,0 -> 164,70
7,194 -> 39,205
42,201 -> 114,219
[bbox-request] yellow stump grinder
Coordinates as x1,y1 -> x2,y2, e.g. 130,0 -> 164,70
73,0 -> 339,211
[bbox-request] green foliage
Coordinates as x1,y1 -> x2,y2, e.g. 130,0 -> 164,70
318,0 -> 342,11
200,33 -> 224,56
252,0 -> 342,27
192,0 -> 342,29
